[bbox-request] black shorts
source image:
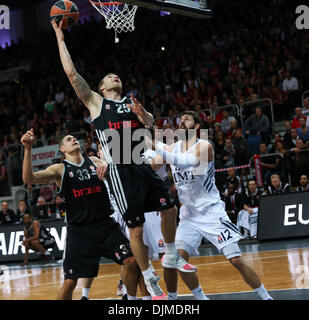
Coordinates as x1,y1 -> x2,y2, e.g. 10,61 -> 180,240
63,218 -> 133,279
107,163 -> 175,228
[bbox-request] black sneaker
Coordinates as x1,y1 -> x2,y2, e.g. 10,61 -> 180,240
44,255 -> 55,264
122,294 -> 128,300
81,296 -> 89,300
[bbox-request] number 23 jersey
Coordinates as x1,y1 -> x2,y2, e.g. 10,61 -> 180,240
58,157 -> 114,225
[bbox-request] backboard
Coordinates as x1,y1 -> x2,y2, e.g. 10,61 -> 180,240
121,0 -> 213,19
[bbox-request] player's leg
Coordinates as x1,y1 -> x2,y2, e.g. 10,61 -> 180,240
121,256 -> 140,300
207,209 -> 273,300
80,278 -> 94,300
101,221 -> 140,300
57,278 -> 78,300
128,225 -> 149,271
225,248 -> 273,300
29,239 -> 55,263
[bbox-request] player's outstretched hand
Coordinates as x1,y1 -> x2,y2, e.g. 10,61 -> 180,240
51,19 -> 64,41
20,129 -> 35,150
127,94 -> 148,125
96,163 -> 108,180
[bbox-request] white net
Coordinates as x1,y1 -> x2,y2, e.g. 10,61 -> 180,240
89,1 -> 138,43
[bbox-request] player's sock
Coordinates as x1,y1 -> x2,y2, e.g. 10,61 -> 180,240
192,286 -> 209,300
167,291 -> 178,300
165,242 -> 178,255
82,288 -> 90,298
127,295 -> 137,300
142,296 -> 152,300
43,251 -> 51,256
122,284 -> 127,296
142,267 -> 156,281
254,284 -> 273,300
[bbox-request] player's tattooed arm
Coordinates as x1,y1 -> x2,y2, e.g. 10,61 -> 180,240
51,19 -> 102,113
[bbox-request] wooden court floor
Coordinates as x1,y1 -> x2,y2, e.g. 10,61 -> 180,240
1,245 -> 308,300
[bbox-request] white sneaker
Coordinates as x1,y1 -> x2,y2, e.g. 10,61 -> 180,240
161,254 -> 197,273
144,275 -> 167,300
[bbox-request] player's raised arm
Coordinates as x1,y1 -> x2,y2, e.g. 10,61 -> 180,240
21,129 -> 62,186
51,19 -> 102,117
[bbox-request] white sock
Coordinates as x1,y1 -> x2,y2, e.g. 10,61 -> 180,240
142,267 -> 155,281
82,288 -> 90,298
192,286 -> 208,300
142,296 -> 152,300
254,284 -> 273,300
122,284 -> 127,296
44,251 -> 50,256
165,242 -> 178,255
127,295 -> 137,300
167,291 -> 178,300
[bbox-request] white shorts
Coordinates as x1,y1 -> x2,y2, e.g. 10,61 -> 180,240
111,198 -> 130,238
111,197 -> 164,260
176,201 -> 243,257
143,211 -> 165,260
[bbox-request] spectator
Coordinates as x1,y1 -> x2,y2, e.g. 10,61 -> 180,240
53,195 -> 65,219
284,128 -> 299,150
0,201 -> 16,225
36,196 -> 47,206
223,138 -> 235,168
297,174 -> 309,192
223,167 -> 242,195
302,97 -> 309,117
213,130 -> 226,168
15,200 -> 31,224
291,107 -> 306,129
221,110 -> 236,134
0,152 -> 9,196
224,183 -> 244,225
237,180 -> 261,239
232,128 -> 249,166
287,139 -> 309,187
244,106 -> 270,145
44,95 -> 56,113
259,142 -> 276,185
265,174 -> 290,195
269,133 -> 282,153
54,87 -> 65,105
297,117 -> 309,142
282,71 -> 299,107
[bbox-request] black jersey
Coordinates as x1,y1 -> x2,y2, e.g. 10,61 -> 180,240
93,97 -> 146,167
26,222 -> 53,240
58,157 -> 114,225
243,189 -> 261,208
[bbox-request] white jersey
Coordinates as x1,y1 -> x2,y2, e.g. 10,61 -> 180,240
171,139 -> 222,218
143,149 -> 168,180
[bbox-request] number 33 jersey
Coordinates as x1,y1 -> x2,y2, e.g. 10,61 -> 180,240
58,157 -> 114,225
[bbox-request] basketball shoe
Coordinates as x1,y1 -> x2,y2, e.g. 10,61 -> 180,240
144,275 -> 167,300
161,253 -> 197,272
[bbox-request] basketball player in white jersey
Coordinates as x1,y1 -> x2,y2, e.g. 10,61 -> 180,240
149,111 -> 273,300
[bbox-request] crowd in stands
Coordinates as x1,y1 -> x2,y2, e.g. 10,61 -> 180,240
1,0 -> 309,237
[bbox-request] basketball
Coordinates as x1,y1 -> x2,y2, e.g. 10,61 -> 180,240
50,0 -> 79,29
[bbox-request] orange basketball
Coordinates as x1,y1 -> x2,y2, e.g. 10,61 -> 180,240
50,0 -> 79,29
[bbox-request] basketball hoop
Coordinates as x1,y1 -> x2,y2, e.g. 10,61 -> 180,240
89,0 -> 138,43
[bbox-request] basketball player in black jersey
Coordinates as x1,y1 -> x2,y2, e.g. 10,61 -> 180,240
21,212 -> 56,266
21,129 -> 139,300
51,19 -> 196,299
